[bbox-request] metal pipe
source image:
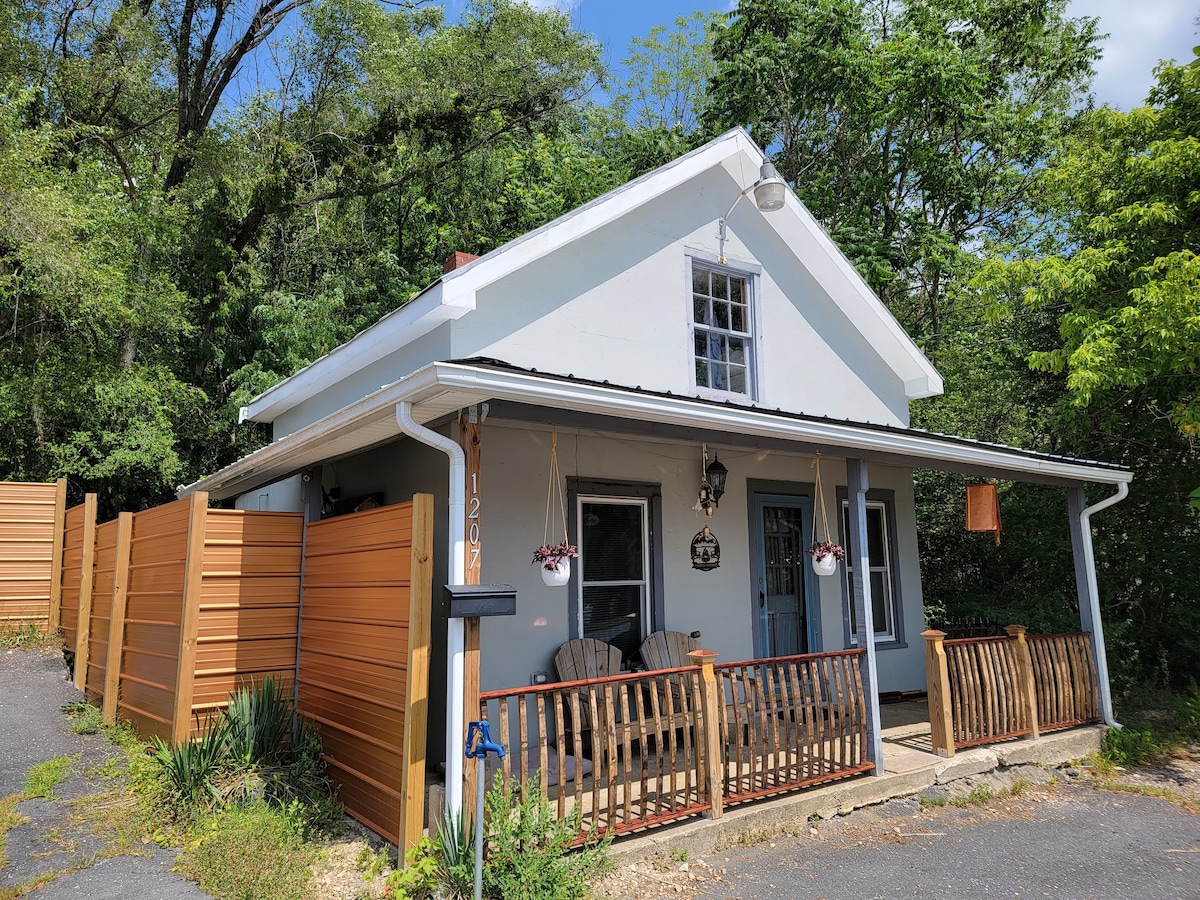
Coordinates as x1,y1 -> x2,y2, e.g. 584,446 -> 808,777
1077,481 -> 1129,727
396,400 -> 468,816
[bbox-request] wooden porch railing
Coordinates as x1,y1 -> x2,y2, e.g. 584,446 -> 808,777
923,626 -> 1100,756
479,664 -> 713,841
477,647 -> 872,841
1028,633 -> 1100,732
715,649 -> 871,804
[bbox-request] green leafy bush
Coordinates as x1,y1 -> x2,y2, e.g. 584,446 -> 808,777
1102,727 -> 1157,766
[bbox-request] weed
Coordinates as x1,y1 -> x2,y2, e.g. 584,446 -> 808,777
0,870 -> 61,899
670,846 -> 689,862
0,625 -> 58,650
24,755 -> 79,800
175,802 -> 317,900
967,783 -> 994,804
1,796 -> 30,869
357,844 -> 392,881
1093,778 -> 1200,813
62,702 -> 104,736
1009,777 -> 1033,796
1101,727 -> 1158,766
919,794 -> 948,810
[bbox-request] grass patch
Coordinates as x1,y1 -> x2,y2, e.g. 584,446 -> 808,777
23,755 -> 80,800
1092,778 -> 1200,813
175,803 -> 317,900
0,870 -> 61,900
0,796 -> 30,869
61,702 -> 105,736
0,626 -> 60,651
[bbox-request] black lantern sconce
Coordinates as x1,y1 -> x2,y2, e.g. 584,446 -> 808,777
696,446 -> 729,518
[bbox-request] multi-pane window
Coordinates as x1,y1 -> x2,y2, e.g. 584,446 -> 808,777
578,498 -> 651,665
841,500 -> 897,643
691,262 -> 753,397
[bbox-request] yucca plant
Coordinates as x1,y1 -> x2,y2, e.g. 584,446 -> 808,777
224,676 -> 293,770
151,716 -> 229,807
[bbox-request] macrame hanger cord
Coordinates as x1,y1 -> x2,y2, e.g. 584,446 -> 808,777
811,456 -> 832,546
543,428 -> 568,546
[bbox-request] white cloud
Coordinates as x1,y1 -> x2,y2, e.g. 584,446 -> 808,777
1071,0 -> 1197,108
522,0 -> 583,10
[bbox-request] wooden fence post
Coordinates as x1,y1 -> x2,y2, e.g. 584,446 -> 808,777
103,512 -> 133,725
401,494 -> 434,857
47,478 -> 67,633
1005,624 -> 1040,740
173,493 -> 209,744
73,494 -> 98,691
688,648 -> 723,819
922,630 -> 955,758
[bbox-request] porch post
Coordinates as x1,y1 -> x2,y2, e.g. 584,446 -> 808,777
1066,485 -> 1125,726
845,458 -> 884,775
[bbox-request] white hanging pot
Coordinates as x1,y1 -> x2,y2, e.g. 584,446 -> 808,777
541,559 -> 571,587
811,553 -> 838,577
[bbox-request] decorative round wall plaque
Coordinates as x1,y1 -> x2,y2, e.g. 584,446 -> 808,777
690,526 -> 721,571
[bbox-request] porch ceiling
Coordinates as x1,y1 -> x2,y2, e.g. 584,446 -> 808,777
180,358 -> 1131,501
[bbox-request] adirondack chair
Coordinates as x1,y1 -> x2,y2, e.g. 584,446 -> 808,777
553,638 -> 623,737
638,630 -> 701,715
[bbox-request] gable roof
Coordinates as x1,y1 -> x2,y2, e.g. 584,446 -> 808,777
240,129 -> 943,425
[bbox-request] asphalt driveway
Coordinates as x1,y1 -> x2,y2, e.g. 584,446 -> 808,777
0,647 -> 208,899
695,783 -> 1200,900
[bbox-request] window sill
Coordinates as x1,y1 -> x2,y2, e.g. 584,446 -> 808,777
849,639 -> 909,651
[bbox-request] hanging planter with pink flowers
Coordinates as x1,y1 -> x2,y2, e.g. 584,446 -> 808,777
533,428 -> 577,587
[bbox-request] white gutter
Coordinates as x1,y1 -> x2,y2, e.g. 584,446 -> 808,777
1077,482 -> 1129,727
395,401 -> 468,818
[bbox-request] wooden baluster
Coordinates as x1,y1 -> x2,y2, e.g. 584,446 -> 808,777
518,694 -> 530,801
663,674 -> 678,811
634,679 -> 649,823
553,691 -> 567,820
619,682 -> 633,826
587,685 -> 602,823
498,698 -> 512,792
569,691 -> 584,820
647,677 -> 664,818
536,692 -> 549,799
1005,625 -> 1039,739
604,683 -> 618,830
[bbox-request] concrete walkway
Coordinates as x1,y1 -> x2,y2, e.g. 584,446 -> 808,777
0,648 -> 209,899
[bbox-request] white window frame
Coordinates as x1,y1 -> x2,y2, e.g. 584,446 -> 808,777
841,498 -> 898,645
685,254 -> 763,403
576,496 -> 652,652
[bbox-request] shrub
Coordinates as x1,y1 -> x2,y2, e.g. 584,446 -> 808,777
151,718 -> 229,810
1102,727 -> 1157,766
224,676 -> 292,770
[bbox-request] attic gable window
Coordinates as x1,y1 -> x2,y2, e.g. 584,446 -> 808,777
691,261 -> 755,398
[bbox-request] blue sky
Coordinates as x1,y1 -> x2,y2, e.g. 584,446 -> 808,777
533,0 -> 1197,111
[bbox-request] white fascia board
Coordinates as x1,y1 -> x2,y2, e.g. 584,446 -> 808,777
438,131 -> 753,303
188,358 -> 1124,503
238,282 -> 473,423
429,365 -> 1126,485
760,191 -> 944,400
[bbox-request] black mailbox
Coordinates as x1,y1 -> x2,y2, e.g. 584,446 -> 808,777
442,584 -> 517,618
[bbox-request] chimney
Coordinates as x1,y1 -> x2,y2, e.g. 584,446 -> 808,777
444,251 -> 480,274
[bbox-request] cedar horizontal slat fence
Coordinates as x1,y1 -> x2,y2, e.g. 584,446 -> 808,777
478,647 -> 873,844
60,495 -> 98,689
74,495 -> 305,741
716,649 -> 871,805
0,479 -> 66,635
1028,633 -> 1100,731
924,626 -> 1100,756
297,496 -> 432,854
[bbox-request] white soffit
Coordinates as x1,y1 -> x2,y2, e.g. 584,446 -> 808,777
183,361 -> 1129,502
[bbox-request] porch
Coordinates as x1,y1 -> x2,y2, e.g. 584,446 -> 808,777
474,629 -> 1101,842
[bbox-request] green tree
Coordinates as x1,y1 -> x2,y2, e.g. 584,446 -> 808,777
703,0 -> 1099,337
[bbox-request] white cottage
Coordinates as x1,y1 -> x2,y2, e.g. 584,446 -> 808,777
181,129 -> 1130,819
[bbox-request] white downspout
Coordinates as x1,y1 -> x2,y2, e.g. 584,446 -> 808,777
1078,482 -> 1129,728
396,401 -> 467,817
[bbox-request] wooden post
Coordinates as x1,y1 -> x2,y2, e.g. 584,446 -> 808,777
103,512 -> 133,725
688,649 -> 724,819
401,493 -> 435,857
459,410 -> 482,819
47,478 -> 67,633
73,494 -> 98,691
172,493 -> 209,744
1005,624 -> 1040,740
922,630 -> 955,757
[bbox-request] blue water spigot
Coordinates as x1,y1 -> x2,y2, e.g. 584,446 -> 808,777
465,720 -> 506,759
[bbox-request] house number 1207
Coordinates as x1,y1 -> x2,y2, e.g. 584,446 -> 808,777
468,472 -> 480,573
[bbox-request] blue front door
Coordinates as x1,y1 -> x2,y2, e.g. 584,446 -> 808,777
754,495 -> 818,657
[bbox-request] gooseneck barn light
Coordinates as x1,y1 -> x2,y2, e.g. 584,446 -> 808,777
717,160 -> 787,263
